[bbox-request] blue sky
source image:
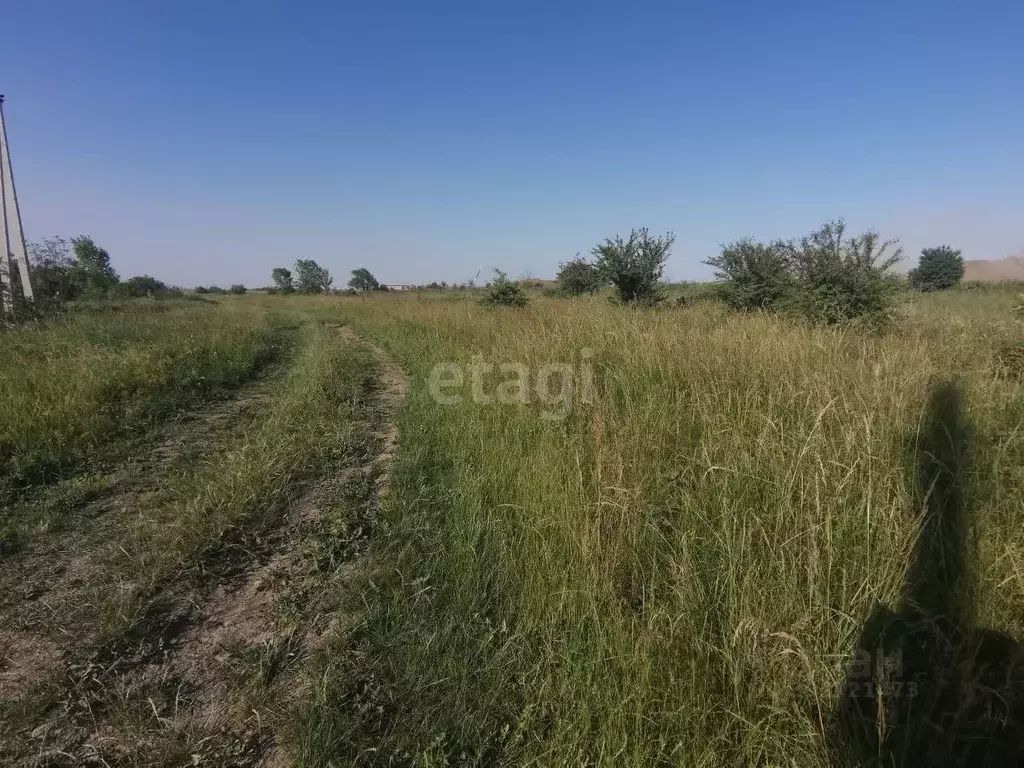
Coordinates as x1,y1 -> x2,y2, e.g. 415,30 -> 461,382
4,0 -> 1022,287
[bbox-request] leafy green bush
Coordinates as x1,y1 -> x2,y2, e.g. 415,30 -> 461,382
703,239 -> 795,311
791,222 -> 902,326
109,275 -> 171,298
706,221 -> 902,327
593,228 -> 674,306
556,256 -> 603,296
909,246 -> 964,291
230,284 -> 247,295
480,270 -> 528,307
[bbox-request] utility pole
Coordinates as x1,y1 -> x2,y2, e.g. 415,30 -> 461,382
0,94 -> 35,313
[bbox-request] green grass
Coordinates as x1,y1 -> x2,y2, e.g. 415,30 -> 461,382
0,309 -> 382,763
2,290 -> 1021,764
91,320 -> 376,642
0,301 -> 289,505
277,290 -> 1024,766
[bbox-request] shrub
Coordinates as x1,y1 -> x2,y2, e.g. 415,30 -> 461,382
707,221 -> 901,327
28,237 -> 79,302
230,284 -> 247,295
791,222 -> 902,326
480,270 -> 528,307
909,246 -> 964,291
593,228 -> 674,306
113,275 -> 170,298
556,256 -> 603,296
703,239 -> 795,311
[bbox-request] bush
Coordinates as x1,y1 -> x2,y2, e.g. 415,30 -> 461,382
909,246 -> 964,292
230,284 -> 247,295
27,237 -> 79,302
112,275 -> 170,298
556,256 -> 603,296
703,239 -> 795,311
593,228 -> 674,306
706,220 -> 902,327
791,222 -> 902,326
480,270 -> 528,307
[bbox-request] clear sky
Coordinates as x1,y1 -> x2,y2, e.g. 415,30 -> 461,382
4,0 -> 1022,287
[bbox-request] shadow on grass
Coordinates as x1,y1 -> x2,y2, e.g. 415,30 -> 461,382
831,381 -> 1024,766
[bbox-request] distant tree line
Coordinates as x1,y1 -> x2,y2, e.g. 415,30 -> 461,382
24,235 -> 184,304
268,260 -> 335,294
268,263 -> 395,295
14,223 -> 968,330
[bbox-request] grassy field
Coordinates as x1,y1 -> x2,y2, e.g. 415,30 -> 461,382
1,289 -> 1022,765
0,300 -> 391,763
0,301 -> 290,547
285,288 -> 1023,765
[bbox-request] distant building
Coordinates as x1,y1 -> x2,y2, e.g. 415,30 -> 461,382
385,284 -> 413,291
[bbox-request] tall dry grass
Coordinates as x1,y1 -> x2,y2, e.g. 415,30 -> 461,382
290,290 -> 1023,765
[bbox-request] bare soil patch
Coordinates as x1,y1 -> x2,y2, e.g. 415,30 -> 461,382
964,254 -> 1024,282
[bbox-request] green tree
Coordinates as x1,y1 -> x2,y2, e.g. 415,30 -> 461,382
71,235 -> 119,294
592,228 -> 674,306
348,267 -> 381,293
909,246 -> 964,292
556,256 -> 603,296
271,267 -> 293,293
480,270 -> 528,307
294,259 -> 333,293
229,284 -> 247,295
703,239 -> 795,311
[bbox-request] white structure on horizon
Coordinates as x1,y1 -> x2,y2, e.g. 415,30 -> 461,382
385,284 -> 413,291
0,94 -> 35,312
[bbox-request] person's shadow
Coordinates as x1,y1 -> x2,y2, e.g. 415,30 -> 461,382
830,381 -> 1024,766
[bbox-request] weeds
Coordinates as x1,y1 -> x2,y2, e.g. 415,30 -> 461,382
297,289 -> 1024,766
3,290 -> 1021,766
0,301 -> 288,505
